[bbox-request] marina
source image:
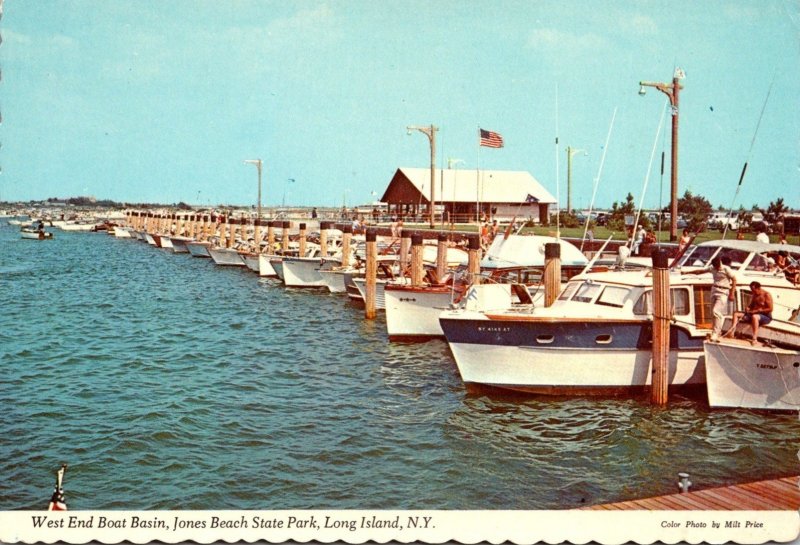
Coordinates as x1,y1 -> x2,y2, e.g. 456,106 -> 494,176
2,216 -> 799,513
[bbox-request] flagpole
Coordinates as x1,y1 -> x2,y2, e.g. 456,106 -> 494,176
476,127 -> 481,225
554,83 -> 561,239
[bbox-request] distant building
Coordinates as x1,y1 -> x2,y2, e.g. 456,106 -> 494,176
380,167 -> 556,223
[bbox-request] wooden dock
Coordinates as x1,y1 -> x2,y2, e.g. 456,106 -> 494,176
582,476 -> 800,510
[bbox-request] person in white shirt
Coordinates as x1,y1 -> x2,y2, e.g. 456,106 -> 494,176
683,256 -> 737,342
756,227 -> 770,244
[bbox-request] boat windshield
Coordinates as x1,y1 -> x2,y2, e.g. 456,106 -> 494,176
679,246 -> 751,269
559,280 -> 631,307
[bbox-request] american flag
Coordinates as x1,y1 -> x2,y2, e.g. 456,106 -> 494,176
479,129 -> 504,148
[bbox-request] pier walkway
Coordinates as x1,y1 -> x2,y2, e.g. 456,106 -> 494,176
581,476 -> 800,510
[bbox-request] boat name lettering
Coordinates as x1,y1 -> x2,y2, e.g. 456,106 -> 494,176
756,363 -> 778,370
399,297 -> 417,302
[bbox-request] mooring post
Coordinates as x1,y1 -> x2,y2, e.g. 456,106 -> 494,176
411,234 -> 424,286
365,228 -> 378,319
281,221 -> 290,254
544,242 -> 562,307
467,234 -> 481,285
400,230 -> 411,278
341,224 -> 352,268
651,247 -> 671,405
319,221 -> 330,257
228,217 -> 238,249
253,219 -> 262,253
436,233 -> 448,282
267,221 -> 276,254
298,223 -> 307,257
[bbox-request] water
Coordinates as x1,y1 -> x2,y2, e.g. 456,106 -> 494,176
1,220 -> 798,510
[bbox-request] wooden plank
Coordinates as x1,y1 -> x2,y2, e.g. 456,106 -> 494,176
581,476 -> 800,511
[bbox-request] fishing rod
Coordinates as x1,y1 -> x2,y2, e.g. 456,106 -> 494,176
628,100 -> 668,252
580,108 -> 617,252
721,71 -> 777,240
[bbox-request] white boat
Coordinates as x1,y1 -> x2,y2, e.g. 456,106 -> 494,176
439,239 -> 800,395
208,247 -> 246,266
280,256 -> 341,288
59,221 -> 98,231
385,235 -> 589,341
112,226 -> 132,238
186,240 -> 212,258
704,327 -> 800,412
166,235 -> 192,253
21,228 -> 53,240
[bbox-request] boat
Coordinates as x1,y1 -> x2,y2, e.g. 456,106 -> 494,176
186,240 -> 213,258
208,246 -> 246,266
384,235 -> 589,341
704,318 -> 800,412
439,239 -> 800,396
21,228 -> 53,240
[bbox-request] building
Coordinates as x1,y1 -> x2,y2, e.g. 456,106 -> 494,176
380,167 -> 556,224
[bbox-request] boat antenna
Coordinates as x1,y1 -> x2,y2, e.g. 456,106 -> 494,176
554,83 -> 561,239
580,107 -> 617,251
628,99 -> 668,251
721,70 -> 776,240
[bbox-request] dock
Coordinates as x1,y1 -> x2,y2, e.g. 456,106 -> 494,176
581,476 -> 800,510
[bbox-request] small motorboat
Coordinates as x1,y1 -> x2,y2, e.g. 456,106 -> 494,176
21,227 -> 53,240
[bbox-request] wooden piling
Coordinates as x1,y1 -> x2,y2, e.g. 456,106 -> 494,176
319,221 -> 331,257
341,224 -> 352,268
253,219 -> 262,253
227,217 -> 237,248
281,221 -> 290,254
436,233 -> 448,283
411,234 -> 424,286
467,234 -> 481,285
365,228 -> 378,319
400,230 -> 411,278
298,223 -> 307,257
651,248 -> 671,405
267,221 -> 276,254
544,242 -> 561,307
219,215 -> 227,247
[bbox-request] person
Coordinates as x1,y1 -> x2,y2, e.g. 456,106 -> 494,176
724,281 -> 772,345
736,230 -> 745,240
756,227 -> 769,244
645,229 -> 657,244
684,256 -> 737,342
587,228 -> 594,243
779,233 -> 787,245
490,220 -> 500,240
480,221 -> 490,249
311,207 -> 318,219
631,225 -> 645,255
678,229 -> 691,252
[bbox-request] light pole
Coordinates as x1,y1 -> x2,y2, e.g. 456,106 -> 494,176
639,67 -> 684,241
448,158 -> 464,224
566,147 -> 586,213
283,178 -> 295,209
244,159 -> 263,219
407,124 -> 439,228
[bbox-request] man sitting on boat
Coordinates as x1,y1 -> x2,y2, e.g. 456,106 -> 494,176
724,281 -> 773,346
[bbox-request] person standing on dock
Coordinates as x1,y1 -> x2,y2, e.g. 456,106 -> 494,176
683,256 -> 737,342
724,281 -> 773,345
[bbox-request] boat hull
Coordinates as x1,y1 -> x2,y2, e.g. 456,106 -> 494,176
186,241 -> 212,257
208,247 -> 245,266
385,285 -> 455,340
281,257 -> 338,288
439,312 -> 706,394
704,339 -> 800,412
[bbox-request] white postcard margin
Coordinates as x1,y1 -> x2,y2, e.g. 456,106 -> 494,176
1,509 -> 798,544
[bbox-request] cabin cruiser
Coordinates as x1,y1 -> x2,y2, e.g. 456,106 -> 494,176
439,240 -> 800,395
384,235 -> 588,341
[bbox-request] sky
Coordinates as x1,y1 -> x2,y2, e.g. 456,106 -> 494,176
0,0 -> 798,211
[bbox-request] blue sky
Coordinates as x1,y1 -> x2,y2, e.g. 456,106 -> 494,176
1,0 -> 798,211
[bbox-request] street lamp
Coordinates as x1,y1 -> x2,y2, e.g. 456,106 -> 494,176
407,124 -> 439,228
448,158 -> 464,225
566,146 -> 587,213
243,159 -> 263,219
639,67 -> 685,241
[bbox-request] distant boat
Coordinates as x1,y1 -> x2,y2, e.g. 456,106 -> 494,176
21,228 -> 53,240
186,240 -> 212,257
208,246 -> 246,266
